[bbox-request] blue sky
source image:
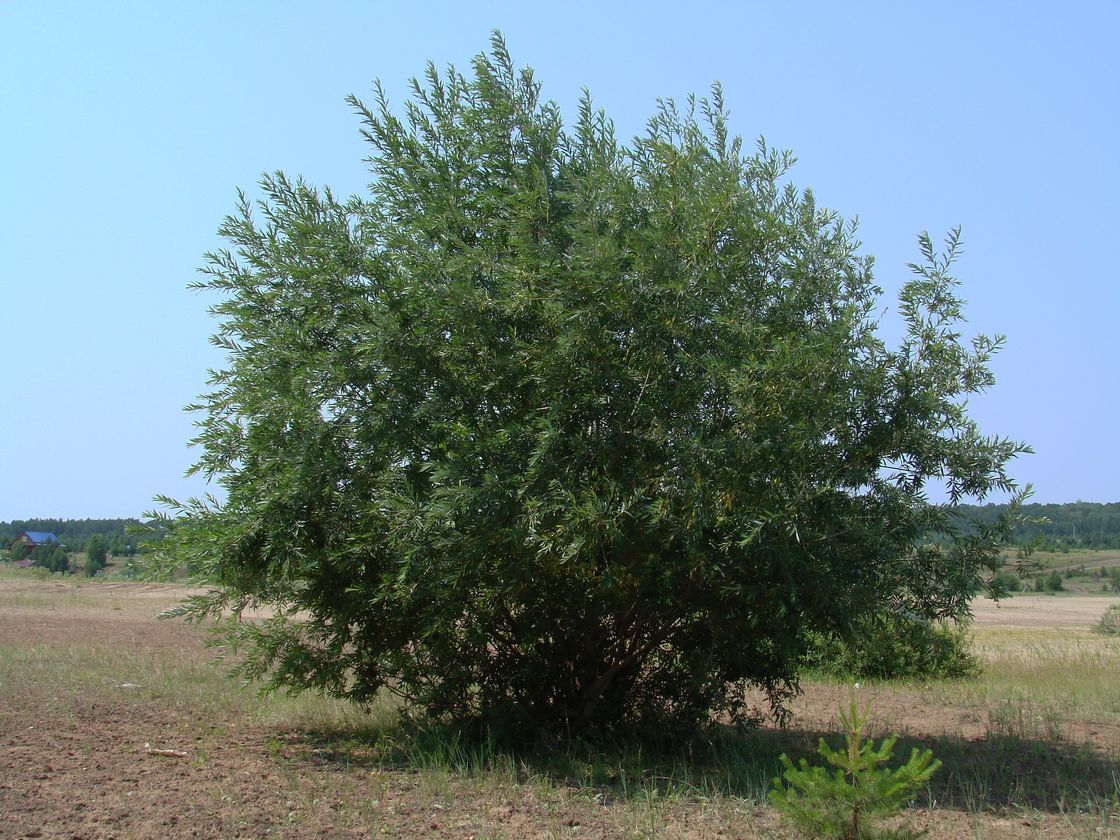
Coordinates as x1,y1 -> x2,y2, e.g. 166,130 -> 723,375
2,1 -> 1117,518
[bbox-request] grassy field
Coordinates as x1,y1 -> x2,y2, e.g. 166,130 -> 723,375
1,568 -> 1118,839
998,549 -> 1120,594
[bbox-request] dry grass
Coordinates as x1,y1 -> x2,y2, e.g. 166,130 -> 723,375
1,570 -> 1118,839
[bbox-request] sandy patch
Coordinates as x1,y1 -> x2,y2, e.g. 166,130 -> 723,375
971,594 -> 1120,627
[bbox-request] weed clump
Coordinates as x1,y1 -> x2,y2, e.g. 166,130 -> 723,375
1092,603 -> 1120,636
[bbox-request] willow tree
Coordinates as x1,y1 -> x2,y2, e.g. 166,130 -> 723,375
153,34 -> 1028,737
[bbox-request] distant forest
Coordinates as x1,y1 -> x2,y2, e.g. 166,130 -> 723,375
1,518 -> 143,555
955,501 -> 1120,550
4,503 -> 1119,558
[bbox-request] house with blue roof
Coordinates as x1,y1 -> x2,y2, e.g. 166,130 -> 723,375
11,531 -> 60,549
8,531 -> 61,566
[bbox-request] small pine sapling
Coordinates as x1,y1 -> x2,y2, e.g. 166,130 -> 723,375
769,691 -> 940,839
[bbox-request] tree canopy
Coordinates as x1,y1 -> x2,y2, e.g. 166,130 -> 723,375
153,34 -> 1029,737
952,501 -> 1120,550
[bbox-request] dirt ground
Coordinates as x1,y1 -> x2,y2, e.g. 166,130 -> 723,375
971,594 -> 1117,627
1,578 -> 1117,839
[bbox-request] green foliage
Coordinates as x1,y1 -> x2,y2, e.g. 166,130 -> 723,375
1092,604 -> 1120,636
151,34 -> 1029,737
769,693 -> 940,839
804,612 -> 977,681
1105,567 -> 1120,592
956,501 -> 1120,550
989,570 -> 1021,593
85,534 -> 108,576
30,544 -> 70,574
1033,571 -> 1064,592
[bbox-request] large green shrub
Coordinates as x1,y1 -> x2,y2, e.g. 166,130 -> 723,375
1106,567 -> 1120,592
152,35 -> 1028,737
84,534 -> 108,577
989,569 -> 1022,592
30,544 -> 70,575
1033,571 -> 1064,592
804,611 -> 977,680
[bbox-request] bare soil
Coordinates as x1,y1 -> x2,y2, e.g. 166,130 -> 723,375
1,577 -> 1117,839
972,594 -> 1116,627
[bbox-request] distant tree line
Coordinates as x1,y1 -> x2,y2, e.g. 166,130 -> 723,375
992,564 -> 1120,594
0,518 -> 144,556
953,501 -> 1120,551
6,506 -> 1118,559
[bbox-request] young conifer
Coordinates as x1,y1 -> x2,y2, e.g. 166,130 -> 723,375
769,692 -> 940,839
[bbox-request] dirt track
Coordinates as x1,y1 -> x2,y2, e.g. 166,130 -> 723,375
972,594 -> 1117,627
